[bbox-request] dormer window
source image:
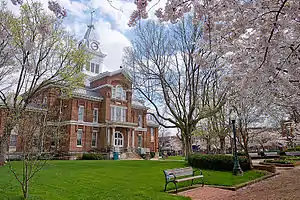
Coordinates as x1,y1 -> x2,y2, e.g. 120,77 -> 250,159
112,85 -> 126,100
89,62 -> 100,74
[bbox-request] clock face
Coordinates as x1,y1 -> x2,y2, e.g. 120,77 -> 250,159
90,41 -> 99,51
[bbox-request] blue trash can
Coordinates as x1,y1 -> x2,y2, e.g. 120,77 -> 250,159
113,152 -> 119,160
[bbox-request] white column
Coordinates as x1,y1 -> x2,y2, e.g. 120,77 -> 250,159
107,128 -> 111,145
127,129 -> 130,149
132,130 -> 135,148
112,127 -> 115,147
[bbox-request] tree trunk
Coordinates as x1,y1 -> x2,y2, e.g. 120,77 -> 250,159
182,135 -> 192,160
219,136 -> 226,154
206,138 -> 211,154
244,147 -> 253,169
0,135 -> 8,165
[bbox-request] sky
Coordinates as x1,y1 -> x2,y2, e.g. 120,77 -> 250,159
6,0 -> 167,72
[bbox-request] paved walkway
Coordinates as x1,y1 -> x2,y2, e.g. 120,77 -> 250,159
178,166 -> 300,200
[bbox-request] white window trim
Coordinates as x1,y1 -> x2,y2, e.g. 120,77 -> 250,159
90,62 -> 95,73
91,131 -> 98,148
138,115 -> 143,127
9,134 -> 18,147
42,96 -> 47,104
95,64 -> 100,74
110,105 -> 127,122
114,131 -> 124,147
77,129 -> 83,147
112,85 -> 126,100
78,105 -> 84,122
93,108 -> 98,123
150,128 -> 154,142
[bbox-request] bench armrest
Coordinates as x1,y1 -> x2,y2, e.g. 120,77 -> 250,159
193,168 -> 203,176
165,173 -> 176,182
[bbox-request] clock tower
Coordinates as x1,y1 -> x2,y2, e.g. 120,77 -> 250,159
79,11 -> 106,76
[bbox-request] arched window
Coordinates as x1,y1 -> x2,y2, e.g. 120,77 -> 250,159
114,132 -> 123,147
112,85 -> 126,100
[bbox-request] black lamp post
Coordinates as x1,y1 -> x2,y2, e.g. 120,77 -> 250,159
231,114 -> 243,176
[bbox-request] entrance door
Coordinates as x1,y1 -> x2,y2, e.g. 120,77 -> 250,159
114,132 -> 123,147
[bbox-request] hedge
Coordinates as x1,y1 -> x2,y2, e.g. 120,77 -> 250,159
82,153 -> 106,160
285,146 -> 300,152
188,154 -> 251,171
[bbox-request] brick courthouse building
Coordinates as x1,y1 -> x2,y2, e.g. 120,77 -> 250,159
0,19 -> 159,159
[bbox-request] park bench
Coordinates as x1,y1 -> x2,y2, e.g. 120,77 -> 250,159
249,153 -> 261,158
264,152 -> 279,158
285,151 -> 300,156
163,167 -> 204,193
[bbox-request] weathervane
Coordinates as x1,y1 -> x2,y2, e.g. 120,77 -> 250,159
90,10 -> 95,27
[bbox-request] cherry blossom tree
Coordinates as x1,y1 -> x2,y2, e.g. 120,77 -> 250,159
128,0 -> 300,132
0,1 -> 89,165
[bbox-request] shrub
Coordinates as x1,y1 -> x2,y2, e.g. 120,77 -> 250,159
237,152 -> 247,156
285,146 -> 300,152
82,153 -> 106,160
280,156 -> 300,161
188,154 -> 251,171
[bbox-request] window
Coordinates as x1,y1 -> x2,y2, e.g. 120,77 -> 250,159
147,114 -> 156,121
112,86 -> 126,100
93,108 -> 98,123
116,107 -> 121,121
42,96 -> 47,104
112,87 -> 116,98
122,90 -> 126,100
92,131 -> 97,147
150,128 -> 154,142
111,107 -> 115,120
138,115 -> 142,127
10,135 -> 17,147
95,64 -> 100,74
91,62 -> 95,73
138,135 -> 142,147
114,132 -> 123,147
77,129 -> 83,146
116,86 -> 122,99
78,106 -> 84,121
122,109 -> 126,122
111,106 -> 126,122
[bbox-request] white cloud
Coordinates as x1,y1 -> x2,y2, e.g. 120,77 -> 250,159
5,0 -> 167,72
93,20 -> 131,71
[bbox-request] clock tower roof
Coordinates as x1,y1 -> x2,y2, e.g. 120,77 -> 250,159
78,11 -> 106,57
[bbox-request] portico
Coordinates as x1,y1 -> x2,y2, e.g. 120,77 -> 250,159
106,124 -> 147,153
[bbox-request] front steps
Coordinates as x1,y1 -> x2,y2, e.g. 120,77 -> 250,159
120,151 -> 142,160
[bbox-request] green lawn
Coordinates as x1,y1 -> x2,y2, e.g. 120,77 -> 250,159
0,160 -> 266,200
164,156 -> 185,160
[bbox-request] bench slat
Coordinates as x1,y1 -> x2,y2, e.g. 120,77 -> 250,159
175,175 -> 204,182
164,167 -> 193,177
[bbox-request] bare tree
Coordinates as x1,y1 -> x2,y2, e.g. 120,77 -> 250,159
7,111 -> 48,199
0,2 -> 89,164
123,17 -> 227,156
